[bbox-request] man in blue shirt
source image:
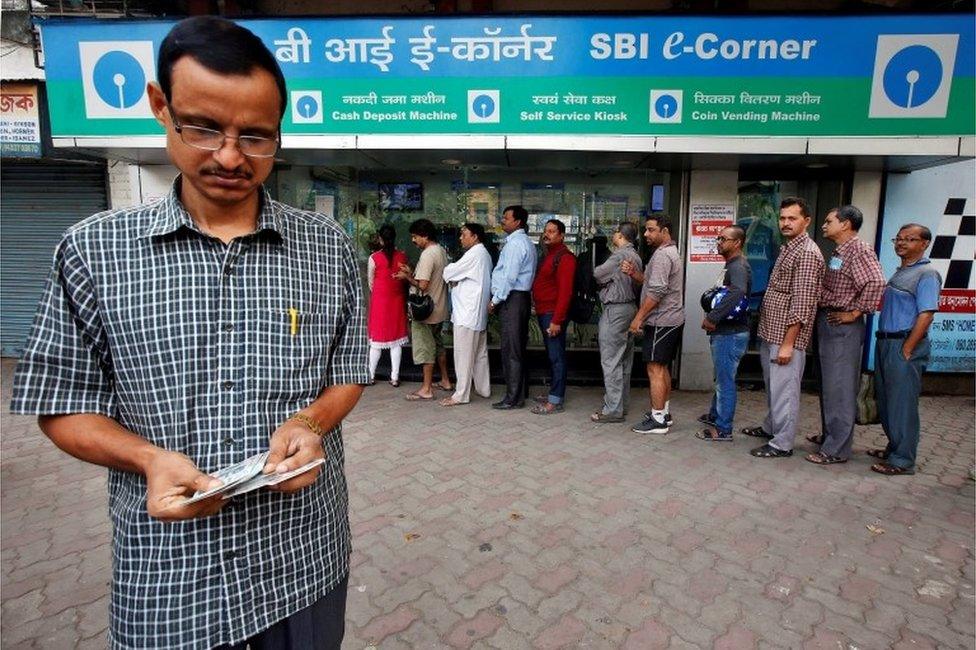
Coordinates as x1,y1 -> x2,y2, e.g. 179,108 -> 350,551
871,223 -> 942,476
489,205 -> 537,409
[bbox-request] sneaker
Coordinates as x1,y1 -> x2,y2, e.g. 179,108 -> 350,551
643,411 -> 674,427
697,413 -> 717,426
632,414 -> 670,435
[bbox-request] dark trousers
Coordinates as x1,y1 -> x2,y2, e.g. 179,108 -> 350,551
498,290 -> 531,405
219,575 -> 348,650
538,312 -> 568,403
875,337 -> 930,470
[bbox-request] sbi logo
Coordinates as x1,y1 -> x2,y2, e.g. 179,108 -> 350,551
869,34 -> 959,119
467,90 -> 500,124
291,90 -> 323,124
79,41 -> 156,119
649,89 -> 682,124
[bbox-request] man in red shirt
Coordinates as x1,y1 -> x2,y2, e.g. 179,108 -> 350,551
531,219 -> 577,414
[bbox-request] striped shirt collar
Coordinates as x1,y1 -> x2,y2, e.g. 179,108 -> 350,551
139,176 -> 284,241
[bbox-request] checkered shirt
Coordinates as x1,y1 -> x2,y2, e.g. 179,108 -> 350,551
10,180 -> 369,649
757,232 -> 825,350
819,236 -> 886,313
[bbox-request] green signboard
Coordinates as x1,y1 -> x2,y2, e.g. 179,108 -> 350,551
40,15 -> 975,138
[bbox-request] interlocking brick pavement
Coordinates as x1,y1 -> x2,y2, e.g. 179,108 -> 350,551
2,356 -> 973,648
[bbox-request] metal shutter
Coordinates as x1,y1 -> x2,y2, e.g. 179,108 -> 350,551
1,160 -> 108,357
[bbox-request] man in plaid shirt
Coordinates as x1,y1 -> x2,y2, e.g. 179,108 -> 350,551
745,197 -> 825,458
805,205 -> 885,465
10,17 -> 368,649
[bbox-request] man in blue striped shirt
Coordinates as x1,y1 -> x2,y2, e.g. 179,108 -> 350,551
488,205 -> 537,409
10,17 -> 368,649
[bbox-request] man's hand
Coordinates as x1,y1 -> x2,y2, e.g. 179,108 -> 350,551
701,318 -> 716,332
487,301 -> 496,315
146,450 -> 226,521
901,343 -> 914,361
628,316 -> 643,335
264,418 -> 326,493
393,263 -> 413,281
546,322 -> 562,337
827,310 -> 858,325
774,342 -> 794,365
621,260 -> 639,282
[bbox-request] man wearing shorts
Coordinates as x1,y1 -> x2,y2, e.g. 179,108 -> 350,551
397,218 -> 451,400
625,214 -> 684,434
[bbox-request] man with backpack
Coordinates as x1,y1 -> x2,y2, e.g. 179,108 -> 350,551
591,222 -> 643,423
531,219 -> 577,415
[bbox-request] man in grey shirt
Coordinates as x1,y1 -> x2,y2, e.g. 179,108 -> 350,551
591,222 -> 643,423
625,214 -> 685,435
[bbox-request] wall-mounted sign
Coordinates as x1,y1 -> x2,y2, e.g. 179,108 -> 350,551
39,15 -> 974,139
689,204 -> 735,263
1,82 -> 42,157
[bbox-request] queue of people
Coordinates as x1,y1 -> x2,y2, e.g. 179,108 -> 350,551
384,198 -> 940,477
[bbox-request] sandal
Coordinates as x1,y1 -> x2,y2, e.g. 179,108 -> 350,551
695,428 -> 733,442
871,462 -> 915,476
435,383 -> 454,391
591,412 -> 624,423
404,392 -> 434,401
750,443 -> 793,458
806,433 -> 824,445
531,402 -> 564,415
389,379 -> 400,388
805,451 -> 847,465
741,426 -> 773,439
866,448 -> 890,460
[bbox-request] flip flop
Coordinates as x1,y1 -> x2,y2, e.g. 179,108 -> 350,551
806,433 -> 824,445
805,451 -> 847,465
439,397 -> 463,407
866,448 -> 890,460
435,383 -> 454,391
404,392 -> 434,401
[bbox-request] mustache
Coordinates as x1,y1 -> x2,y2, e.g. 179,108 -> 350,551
201,166 -> 252,179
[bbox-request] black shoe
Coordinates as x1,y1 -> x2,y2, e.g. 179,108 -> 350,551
750,443 -> 793,458
492,400 -> 524,410
741,426 -> 773,439
632,414 -> 670,435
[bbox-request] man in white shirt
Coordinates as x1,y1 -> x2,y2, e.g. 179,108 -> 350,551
441,223 -> 494,406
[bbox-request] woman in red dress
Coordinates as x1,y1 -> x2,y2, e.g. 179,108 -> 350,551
367,224 -> 409,386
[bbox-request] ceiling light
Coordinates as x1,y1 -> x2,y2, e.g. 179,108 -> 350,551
441,158 -> 462,165
806,162 -> 828,169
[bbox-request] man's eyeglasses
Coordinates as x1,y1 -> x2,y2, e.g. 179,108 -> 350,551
168,107 -> 279,158
891,237 -> 924,244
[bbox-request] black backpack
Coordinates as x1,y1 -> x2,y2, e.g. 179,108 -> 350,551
553,249 -> 598,325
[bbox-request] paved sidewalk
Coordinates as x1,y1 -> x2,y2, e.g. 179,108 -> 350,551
2,357 -> 973,648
